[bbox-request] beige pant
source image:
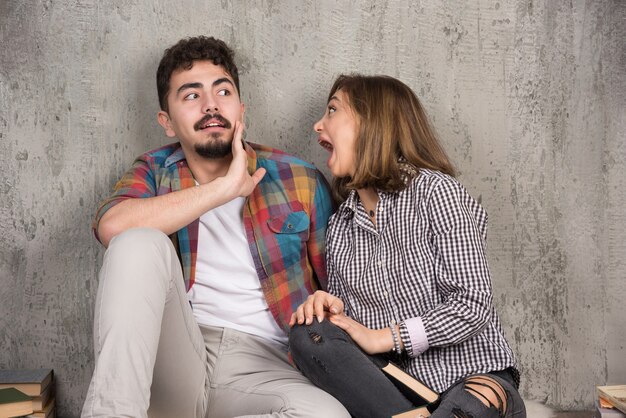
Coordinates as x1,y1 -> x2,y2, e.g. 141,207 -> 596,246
82,228 -> 348,418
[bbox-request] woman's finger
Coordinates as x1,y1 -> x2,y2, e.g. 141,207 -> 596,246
303,295 -> 316,325
295,303 -> 306,325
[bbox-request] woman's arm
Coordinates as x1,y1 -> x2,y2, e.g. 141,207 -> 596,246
407,177 -> 494,352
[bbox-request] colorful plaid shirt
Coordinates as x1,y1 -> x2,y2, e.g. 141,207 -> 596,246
94,141 -> 334,332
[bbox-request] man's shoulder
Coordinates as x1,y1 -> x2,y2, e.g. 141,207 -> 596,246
249,142 -> 317,171
141,142 -> 182,160
139,142 -> 184,167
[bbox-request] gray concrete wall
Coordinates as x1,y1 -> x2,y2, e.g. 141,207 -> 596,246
1,1 -> 624,416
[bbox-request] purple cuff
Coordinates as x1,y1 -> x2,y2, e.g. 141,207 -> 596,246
399,317 -> 429,357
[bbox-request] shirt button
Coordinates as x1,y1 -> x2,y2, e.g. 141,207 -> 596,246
377,261 -> 382,266
287,223 -> 293,229
383,291 -> 388,297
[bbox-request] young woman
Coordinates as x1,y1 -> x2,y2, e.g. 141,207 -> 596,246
289,74 -> 526,418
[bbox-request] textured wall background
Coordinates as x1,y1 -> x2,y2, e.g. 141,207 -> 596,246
1,1 -> 624,416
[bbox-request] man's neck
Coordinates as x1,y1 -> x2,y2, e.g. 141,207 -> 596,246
186,152 -> 233,184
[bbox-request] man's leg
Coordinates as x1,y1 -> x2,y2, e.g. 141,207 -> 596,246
82,228 -> 209,418
289,319 -> 415,418
202,326 -> 350,418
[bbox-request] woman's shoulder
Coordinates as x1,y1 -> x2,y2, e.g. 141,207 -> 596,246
411,168 -> 488,234
407,168 -> 466,197
408,168 -> 484,212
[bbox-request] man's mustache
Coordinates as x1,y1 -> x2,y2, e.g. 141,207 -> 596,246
194,113 -> 232,131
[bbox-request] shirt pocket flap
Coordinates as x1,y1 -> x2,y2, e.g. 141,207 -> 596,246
267,211 -> 310,234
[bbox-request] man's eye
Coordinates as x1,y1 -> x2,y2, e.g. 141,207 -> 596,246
217,89 -> 231,96
184,93 -> 199,100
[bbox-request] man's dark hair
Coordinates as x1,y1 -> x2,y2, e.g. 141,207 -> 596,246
156,36 -> 240,112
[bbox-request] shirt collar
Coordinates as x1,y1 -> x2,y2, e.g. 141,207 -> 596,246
337,188 -> 394,219
244,141 -> 258,173
164,145 -> 187,167
337,189 -> 359,219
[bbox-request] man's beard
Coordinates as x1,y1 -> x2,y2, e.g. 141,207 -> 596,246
193,113 -> 233,159
195,135 -> 232,159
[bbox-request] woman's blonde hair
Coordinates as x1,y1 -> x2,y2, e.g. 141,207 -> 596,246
328,74 -> 456,201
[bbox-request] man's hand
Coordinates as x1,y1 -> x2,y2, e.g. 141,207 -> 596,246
225,121 -> 266,198
329,314 -> 396,355
289,290 -> 345,326
97,121 -> 266,247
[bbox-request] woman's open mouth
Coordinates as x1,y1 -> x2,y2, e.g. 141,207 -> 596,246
318,138 -> 333,152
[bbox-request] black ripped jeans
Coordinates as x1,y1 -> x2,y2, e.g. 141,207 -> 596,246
289,319 -> 526,418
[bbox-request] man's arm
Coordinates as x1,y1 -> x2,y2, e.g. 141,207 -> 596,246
98,122 -> 265,247
98,178 -> 229,247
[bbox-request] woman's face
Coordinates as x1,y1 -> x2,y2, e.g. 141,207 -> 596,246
313,89 -> 358,178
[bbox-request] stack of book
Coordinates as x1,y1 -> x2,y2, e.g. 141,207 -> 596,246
0,387 -> 33,417
0,369 -> 55,418
596,385 -> 626,418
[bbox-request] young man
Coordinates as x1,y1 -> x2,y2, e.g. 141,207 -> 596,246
82,36 -> 348,418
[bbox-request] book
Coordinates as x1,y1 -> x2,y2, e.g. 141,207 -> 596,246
0,387 -> 34,417
596,399 -> 626,418
601,396 -> 615,409
598,385 -> 626,414
0,369 -> 53,397
369,356 -> 439,410
27,397 -> 55,418
31,381 -> 54,411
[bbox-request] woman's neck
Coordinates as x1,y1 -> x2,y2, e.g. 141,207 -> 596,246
356,187 -> 379,222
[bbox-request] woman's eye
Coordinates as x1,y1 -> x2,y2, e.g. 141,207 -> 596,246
184,93 -> 199,100
328,106 -> 336,114
217,89 -> 231,96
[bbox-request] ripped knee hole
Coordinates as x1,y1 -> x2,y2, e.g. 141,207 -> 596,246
308,331 -> 323,344
463,375 -> 507,415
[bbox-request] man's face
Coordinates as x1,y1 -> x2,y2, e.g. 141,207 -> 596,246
158,60 -> 244,160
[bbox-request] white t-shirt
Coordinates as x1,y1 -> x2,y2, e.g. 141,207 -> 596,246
187,196 -> 288,346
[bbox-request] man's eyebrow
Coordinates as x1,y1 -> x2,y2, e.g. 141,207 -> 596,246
176,82 -> 203,96
175,78 -> 234,96
213,77 -> 234,88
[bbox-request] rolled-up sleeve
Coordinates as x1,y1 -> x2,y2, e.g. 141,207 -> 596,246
93,157 -> 156,243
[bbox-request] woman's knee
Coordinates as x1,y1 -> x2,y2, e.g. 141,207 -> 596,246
289,320 -> 324,356
288,318 -> 346,360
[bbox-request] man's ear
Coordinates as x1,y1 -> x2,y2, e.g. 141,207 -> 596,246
157,111 -> 176,138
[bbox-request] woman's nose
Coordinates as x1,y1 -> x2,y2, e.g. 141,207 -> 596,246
313,118 -> 322,133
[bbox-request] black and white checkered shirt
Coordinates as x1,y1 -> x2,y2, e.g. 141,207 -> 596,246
326,168 -> 518,393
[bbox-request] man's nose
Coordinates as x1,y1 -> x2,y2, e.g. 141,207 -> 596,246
203,97 -> 218,113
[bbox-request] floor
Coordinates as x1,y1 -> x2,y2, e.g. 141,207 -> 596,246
525,400 -> 595,418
